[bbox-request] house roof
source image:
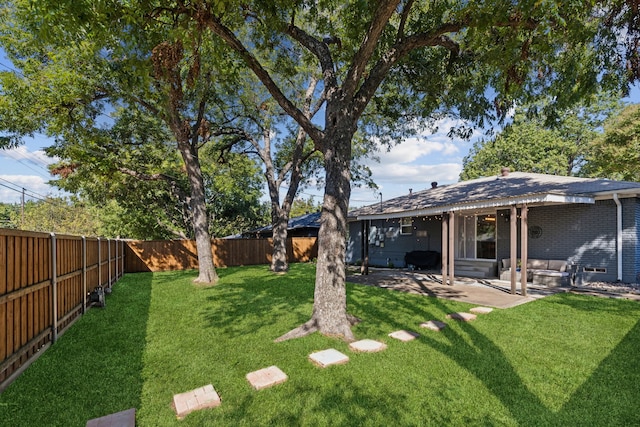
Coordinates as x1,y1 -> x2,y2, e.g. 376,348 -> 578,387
350,172 -> 640,220
246,211 -> 321,235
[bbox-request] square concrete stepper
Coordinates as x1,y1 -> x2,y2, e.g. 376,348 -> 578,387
420,320 -> 448,331
446,312 -> 478,322
86,408 -> 136,427
309,348 -> 350,367
349,339 -> 387,353
470,306 -> 494,314
388,330 -> 420,342
246,366 -> 288,390
172,384 -> 221,419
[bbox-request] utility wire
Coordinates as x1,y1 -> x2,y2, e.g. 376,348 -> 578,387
0,176 -> 66,206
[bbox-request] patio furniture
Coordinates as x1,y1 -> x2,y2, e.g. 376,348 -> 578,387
500,258 -> 571,287
404,250 -> 441,270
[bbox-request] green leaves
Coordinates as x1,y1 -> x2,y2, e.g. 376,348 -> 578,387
583,103 -> 640,181
460,94 -> 624,180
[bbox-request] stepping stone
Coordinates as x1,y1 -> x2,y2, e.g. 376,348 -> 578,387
86,408 -> 135,427
470,306 -> 494,314
349,339 -> 387,353
246,366 -> 288,390
388,330 -> 420,342
446,312 -> 477,322
172,384 -> 221,419
309,348 -> 349,367
420,320 -> 447,331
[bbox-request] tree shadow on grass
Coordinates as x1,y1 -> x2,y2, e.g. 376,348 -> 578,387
191,266 -> 640,425
0,273 -> 153,427
200,265 -> 317,338
348,281 -> 640,425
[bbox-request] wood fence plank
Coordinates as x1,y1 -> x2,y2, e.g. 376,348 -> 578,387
20,296 -> 27,348
7,299 -> 14,362
0,302 -> 5,362
7,236 -> 15,293
0,236 -> 6,296
27,238 -> 33,287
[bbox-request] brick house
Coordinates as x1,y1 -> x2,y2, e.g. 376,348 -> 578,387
347,170 -> 640,285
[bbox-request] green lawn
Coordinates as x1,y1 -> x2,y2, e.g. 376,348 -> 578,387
1,264 -> 639,426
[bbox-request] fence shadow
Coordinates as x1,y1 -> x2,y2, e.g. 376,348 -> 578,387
0,273 -> 153,426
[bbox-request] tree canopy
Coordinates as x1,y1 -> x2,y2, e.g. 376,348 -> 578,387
460,94 -> 623,179
582,103 -> 640,181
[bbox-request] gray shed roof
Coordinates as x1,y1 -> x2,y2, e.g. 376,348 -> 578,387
350,172 -> 640,220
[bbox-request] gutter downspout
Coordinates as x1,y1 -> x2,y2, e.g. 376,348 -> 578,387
613,193 -> 623,281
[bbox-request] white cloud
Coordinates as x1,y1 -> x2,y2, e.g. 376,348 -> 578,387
0,145 -> 56,166
0,175 -> 59,204
276,116 -> 486,209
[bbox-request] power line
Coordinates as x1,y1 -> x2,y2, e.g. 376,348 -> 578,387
0,176 -> 65,206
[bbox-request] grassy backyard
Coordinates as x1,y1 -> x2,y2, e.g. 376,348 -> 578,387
1,263 -> 639,426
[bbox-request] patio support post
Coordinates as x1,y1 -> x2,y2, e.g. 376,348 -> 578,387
361,220 -> 369,275
442,213 -> 448,285
520,204 -> 528,297
510,205 -> 517,294
448,212 -> 455,285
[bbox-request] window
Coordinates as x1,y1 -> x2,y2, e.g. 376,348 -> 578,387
400,217 -> 413,235
583,267 -> 607,273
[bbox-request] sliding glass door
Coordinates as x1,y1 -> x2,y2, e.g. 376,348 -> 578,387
456,214 -> 496,259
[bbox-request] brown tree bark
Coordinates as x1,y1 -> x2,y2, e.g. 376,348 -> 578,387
275,121 -> 360,341
178,139 -> 219,284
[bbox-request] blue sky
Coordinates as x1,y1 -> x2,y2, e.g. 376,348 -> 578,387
1,45 -> 639,207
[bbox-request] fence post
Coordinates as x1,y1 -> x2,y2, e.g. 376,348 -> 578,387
50,233 -> 58,343
97,237 -> 101,288
81,236 -> 87,314
115,238 -> 118,280
108,238 -> 112,289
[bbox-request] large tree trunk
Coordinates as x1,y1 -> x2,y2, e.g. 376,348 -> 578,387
178,141 -> 219,284
276,127 -> 358,342
270,208 -> 289,273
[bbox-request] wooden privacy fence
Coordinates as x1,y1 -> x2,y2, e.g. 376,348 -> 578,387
125,237 -> 318,272
0,229 -> 124,392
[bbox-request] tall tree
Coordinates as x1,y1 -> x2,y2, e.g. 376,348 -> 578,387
0,1 -> 258,283
583,103 -> 640,181
460,94 -> 622,179
177,1 -> 640,341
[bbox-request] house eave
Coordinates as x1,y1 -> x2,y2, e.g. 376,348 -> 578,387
355,193 -> 595,220
593,188 -> 640,200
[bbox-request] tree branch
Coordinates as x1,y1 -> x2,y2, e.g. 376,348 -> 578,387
342,0 -> 401,98
396,0 -> 415,43
285,25 -> 337,94
201,11 -> 324,143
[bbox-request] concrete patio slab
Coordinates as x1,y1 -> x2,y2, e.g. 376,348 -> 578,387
309,349 -> 349,367
388,330 -> 420,341
420,320 -> 447,331
347,269 -> 565,308
470,306 -> 494,314
447,312 -> 477,322
349,339 -> 387,352
172,384 -> 221,419
246,366 -> 288,390
86,408 -> 135,427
